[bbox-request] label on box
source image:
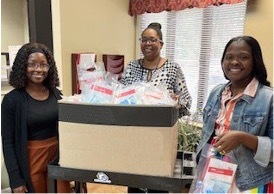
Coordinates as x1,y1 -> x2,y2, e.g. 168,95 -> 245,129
94,172 -> 111,184
202,158 -> 237,193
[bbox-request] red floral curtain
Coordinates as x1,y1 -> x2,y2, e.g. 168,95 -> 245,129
129,0 -> 244,16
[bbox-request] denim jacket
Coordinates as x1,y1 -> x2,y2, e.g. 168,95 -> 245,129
196,82 -> 273,191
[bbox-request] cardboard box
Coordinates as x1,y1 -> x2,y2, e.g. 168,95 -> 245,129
58,101 -> 179,177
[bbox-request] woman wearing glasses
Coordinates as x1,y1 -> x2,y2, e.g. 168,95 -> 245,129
1,43 -> 71,193
120,23 -> 192,193
120,22 -> 192,118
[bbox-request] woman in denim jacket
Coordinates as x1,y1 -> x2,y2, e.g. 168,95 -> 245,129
196,36 -> 273,192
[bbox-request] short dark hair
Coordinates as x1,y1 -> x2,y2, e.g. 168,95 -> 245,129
221,36 -> 270,86
9,42 -> 60,89
142,22 -> 163,41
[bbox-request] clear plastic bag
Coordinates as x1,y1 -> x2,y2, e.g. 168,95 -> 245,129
77,61 -> 105,91
137,82 -> 176,105
189,143 -> 238,193
113,85 -> 138,105
81,80 -> 114,104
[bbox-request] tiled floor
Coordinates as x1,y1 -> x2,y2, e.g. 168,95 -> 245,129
1,185 -> 127,193
2,184 -> 190,193
86,183 -> 190,193
86,183 -> 127,193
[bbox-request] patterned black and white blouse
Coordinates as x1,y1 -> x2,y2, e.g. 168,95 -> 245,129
120,59 -> 192,117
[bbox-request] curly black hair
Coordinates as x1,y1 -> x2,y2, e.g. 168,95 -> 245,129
9,42 -> 60,89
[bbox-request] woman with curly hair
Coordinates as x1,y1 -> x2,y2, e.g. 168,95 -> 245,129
1,42 -> 71,193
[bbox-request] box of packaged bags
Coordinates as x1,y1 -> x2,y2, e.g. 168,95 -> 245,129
58,100 -> 179,177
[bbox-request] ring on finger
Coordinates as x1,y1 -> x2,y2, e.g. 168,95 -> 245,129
221,150 -> 226,155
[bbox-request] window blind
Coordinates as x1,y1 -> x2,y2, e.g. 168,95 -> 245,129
137,1 -> 247,116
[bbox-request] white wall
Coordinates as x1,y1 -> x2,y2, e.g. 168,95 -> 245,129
244,0 -> 273,85
55,0 -> 136,95
1,0 -> 29,52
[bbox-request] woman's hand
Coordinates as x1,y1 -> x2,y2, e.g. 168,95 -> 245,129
213,131 -> 243,154
170,93 -> 180,108
13,185 -> 28,193
213,131 -> 258,155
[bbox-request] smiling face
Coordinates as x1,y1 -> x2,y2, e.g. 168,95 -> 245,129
26,52 -> 49,86
222,40 -> 254,86
140,28 -> 163,61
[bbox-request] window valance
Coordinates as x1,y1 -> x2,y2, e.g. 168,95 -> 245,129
129,0 -> 244,16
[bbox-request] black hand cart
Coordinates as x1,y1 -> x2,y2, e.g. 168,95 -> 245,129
47,151 -> 195,193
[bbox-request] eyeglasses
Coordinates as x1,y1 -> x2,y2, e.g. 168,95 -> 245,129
139,37 -> 162,44
27,62 -> 50,71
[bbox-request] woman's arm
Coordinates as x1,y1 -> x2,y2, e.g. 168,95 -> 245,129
1,95 -> 26,189
175,65 -> 192,117
214,131 -> 272,167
